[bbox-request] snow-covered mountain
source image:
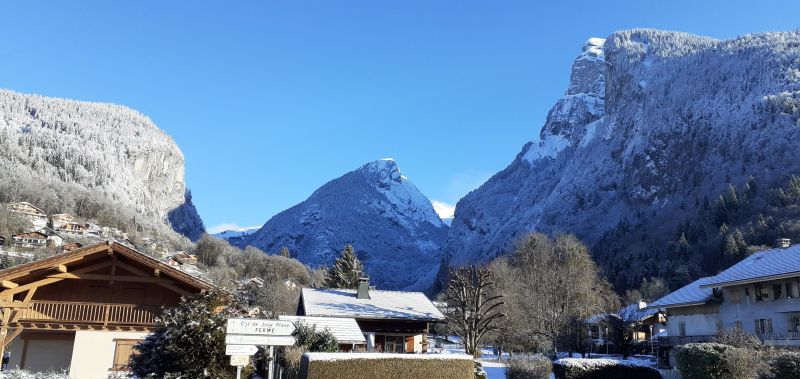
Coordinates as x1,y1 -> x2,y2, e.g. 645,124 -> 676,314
447,29 -> 800,281
0,89 -> 205,240
214,226 -> 260,239
432,201 -> 455,226
235,159 -> 448,290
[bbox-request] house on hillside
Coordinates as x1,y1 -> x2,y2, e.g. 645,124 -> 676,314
650,238 -> 800,367
0,241 -> 215,378
279,315 -> 367,351
6,203 -> 46,219
57,222 -> 86,235
11,232 -> 48,249
49,214 -> 75,229
59,242 -> 83,253
296,279 -> 444,353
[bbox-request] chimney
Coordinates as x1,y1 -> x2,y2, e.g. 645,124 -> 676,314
357,277 -> 371,300
775,238 -> 791,249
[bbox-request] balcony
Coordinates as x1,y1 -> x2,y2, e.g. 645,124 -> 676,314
13,300 -> 161,327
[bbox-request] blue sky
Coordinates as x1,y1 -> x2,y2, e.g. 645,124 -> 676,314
1,1 -> 798,233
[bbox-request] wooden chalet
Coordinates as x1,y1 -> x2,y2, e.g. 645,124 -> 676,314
59,242 -> 83,254
11,232 -> 48,248
297,279 -> 444,353
6,203 -> 46,219
49,214 -> 75,228
57,222 -> 86,234
0,241 -> 215,378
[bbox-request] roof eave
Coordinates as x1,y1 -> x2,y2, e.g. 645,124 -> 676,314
700,271 -> 800,289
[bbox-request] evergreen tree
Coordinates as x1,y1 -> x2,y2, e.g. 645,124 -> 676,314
323,244 -> 364,289
130,291 -> 244,379
279,246 -> 291,258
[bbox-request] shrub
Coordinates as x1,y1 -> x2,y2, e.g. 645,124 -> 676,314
675,343 -> 761,379
764,350 -> 800,379
0,370 -> 70,379
714,328 -> 762,350
552,358 -> 660,379
299,353 -> 474,379
506,355 -> 552,379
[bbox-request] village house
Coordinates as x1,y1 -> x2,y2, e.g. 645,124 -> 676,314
49,214 -> 75,229
650,238 -> 800,367
6,203 -> 46,220
59,242 -> 83,254
57,222 -> 86,235
0,241 -> 215,378
587,301 -> 667,348
11,232 -> 48,249
296,279 -> 444,353
278,315 -> 367,351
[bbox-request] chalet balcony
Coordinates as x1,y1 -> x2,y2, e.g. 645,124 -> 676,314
12,300 -> 161,327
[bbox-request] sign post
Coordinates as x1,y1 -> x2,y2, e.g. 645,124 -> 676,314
225,318 -> 297,379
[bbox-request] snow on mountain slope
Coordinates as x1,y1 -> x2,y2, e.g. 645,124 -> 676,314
214,226 -> 261,239
447,29 -> 800,270
236,159 -> 448,290
432,200 -> 455,226
0,89 -> 205,240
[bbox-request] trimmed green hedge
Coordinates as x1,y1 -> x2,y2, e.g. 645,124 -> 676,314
552,358 -> 660,379
675,343 -> 759,379
299,353 -> 474,379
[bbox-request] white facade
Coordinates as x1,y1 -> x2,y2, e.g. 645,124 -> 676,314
69,330 -> 148,379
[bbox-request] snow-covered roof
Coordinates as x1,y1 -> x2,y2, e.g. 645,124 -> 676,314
278,315 -> 366,345
649,277 -> 715,309
701,245 -> 800,288
587,302 -> 661,324
300,288 -> 445,321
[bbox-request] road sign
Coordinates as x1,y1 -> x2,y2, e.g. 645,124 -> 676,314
230,355 -> 250,367
226,319 -> 295,336
225,344 -> 258,356
225,334 -> 296,346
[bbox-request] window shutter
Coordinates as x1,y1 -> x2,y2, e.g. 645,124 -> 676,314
755,320 -> 761,333
767,319 -> 773,333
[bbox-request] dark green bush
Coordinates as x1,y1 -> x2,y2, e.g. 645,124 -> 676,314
506,355 -> 552,379
765,350 -> 800,379
552,358 -> 660,379
675,343 -> 760,379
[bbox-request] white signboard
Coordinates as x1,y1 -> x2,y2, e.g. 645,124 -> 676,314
225,344 -> 258,356
225,334 -> 297,346
226,319 -> 295,336
230,355 -> 250,367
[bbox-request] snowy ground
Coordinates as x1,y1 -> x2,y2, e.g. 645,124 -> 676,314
429,336 -> 658,379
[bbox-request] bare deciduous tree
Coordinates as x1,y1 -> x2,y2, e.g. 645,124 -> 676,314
445,265 -> 506,358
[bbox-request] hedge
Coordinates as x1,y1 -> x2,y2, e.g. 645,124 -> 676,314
552,358 -> 661,379
765,350 -> 800,379
506,355 -> 552,379
675,343 -> 760,379
299,352 -> 474,379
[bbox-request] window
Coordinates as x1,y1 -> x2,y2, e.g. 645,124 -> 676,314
788,281 -> 797,298
756,319 -> 773,335
381,336 -> 406,354
774,284 -> 783,300
745,287 -> 750,300
716,320 -> 723,332
756,285 -> 769,301
679,321 -> 686,337
112,339 -> 142,371
793,317 -> 800,332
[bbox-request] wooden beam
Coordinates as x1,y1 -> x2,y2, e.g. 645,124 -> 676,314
54,264 -> 68,273
0,301 -> 29,309
0,260 -> 112,297
48,273 -> 174,284
2,280 -> 18,289
3,327 -> 23,348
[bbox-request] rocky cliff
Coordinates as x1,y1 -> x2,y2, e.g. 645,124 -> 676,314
0,89 -> 205,240
447,29 -> 800,288
236,159 -> 448,290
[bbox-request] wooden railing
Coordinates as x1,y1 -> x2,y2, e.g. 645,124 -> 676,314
758,332 -> 800,341
14,300 -> 161,326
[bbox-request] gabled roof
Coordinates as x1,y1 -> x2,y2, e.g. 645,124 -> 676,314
701,245 -> 800,288
587,302 -> 662,324
300,288 -> 445,321
649,277 -> 715,309
0,241 -> 215,294
279,315 -> 366,344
